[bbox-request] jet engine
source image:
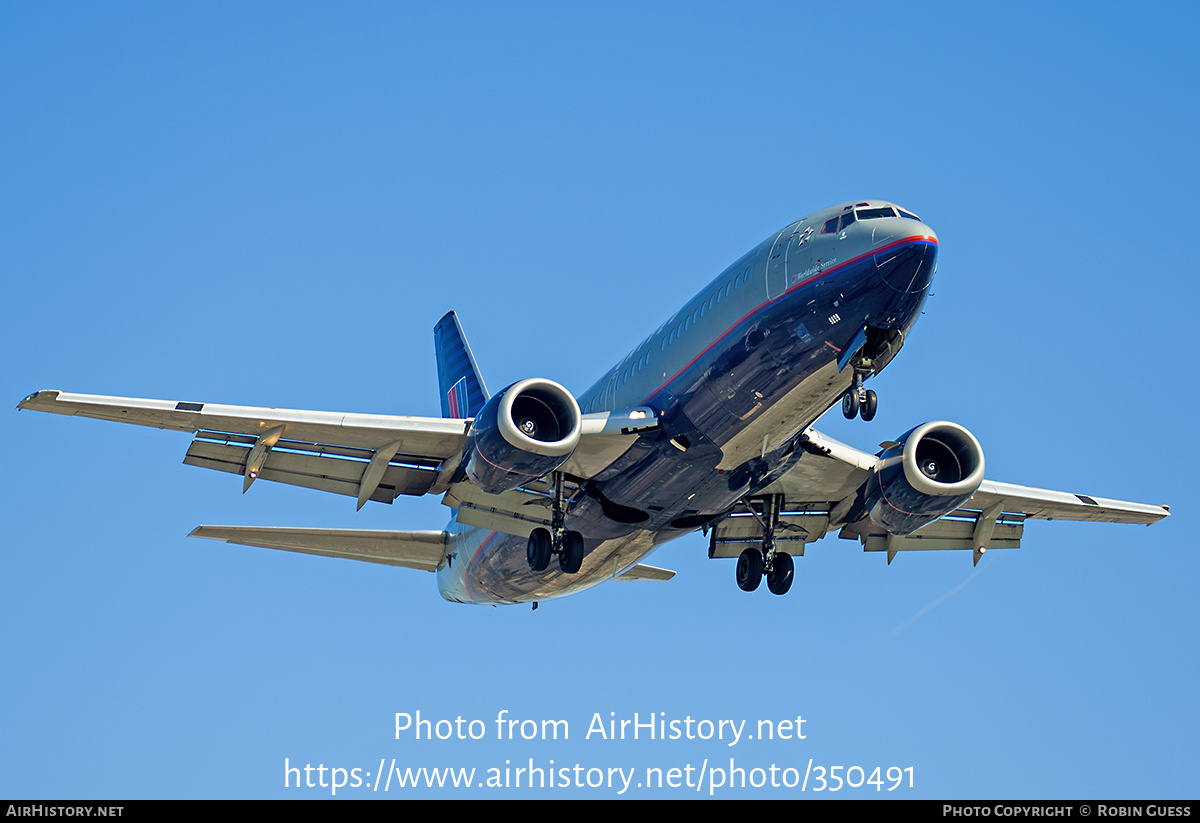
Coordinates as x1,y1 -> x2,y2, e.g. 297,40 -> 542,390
862,421 -> 985,535
465,378 -> 582,494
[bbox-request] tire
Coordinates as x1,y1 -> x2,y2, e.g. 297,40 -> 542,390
736,548 -> 763,592
860,389 -> 877,421
559,531 -> 584,574
526,528 -> 552,571
842,390 -> 859,419
767,552 -> 794,595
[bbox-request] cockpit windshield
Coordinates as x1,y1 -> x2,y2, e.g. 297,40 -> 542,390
857,206 -> 896,220
821,204 -> 922,233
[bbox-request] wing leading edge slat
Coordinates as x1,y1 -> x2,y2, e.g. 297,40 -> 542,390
17,390 -> 470,455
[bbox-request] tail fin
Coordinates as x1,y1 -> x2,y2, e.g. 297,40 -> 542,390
433,311 -> 490,419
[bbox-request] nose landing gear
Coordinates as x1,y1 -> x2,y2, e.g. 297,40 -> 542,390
841,365 -> 877,421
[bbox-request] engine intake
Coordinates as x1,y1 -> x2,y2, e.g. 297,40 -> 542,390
465,378 -> 581,494
863,421 -> 985,535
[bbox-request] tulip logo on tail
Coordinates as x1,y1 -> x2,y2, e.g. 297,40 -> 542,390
447,377 -> 469,418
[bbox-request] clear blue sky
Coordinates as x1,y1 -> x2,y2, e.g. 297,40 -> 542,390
2,1 -> 1196,799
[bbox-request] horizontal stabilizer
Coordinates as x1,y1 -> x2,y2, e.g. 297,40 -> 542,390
614,564 -> 675,582
189,526 -> 448,571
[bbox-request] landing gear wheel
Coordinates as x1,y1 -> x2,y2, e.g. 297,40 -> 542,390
526,528 -> 551,571
559,530 -> 584,574
766,552 -> 794,595
860,389 -> 877,421
736,548 -> 763,592
841,390 -> 859,419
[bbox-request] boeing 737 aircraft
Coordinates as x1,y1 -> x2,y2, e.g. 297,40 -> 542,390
18,201 -> 1169,605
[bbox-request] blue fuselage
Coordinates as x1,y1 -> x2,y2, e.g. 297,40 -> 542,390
440,201 -> 938,604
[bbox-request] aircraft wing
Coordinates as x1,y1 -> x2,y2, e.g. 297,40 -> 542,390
17,389 -> 471,508
964,480 -> 1169,524
713,427 -> 1169,563
16,389 -> 660,513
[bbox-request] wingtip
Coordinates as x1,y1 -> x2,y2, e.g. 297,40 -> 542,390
16,389 -> 59,411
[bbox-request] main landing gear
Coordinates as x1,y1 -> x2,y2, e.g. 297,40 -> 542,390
841,362 -> 877,422
526,472 -> 585,575
734,495 -> 794,596
526,528 -> 584,574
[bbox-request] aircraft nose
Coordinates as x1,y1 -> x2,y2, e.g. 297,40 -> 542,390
875,220 -> 938,294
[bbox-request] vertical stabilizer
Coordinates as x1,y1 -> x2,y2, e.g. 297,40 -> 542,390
433,311 -> 490,419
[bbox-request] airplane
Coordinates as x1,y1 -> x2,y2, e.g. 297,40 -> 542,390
17,200 -> 1169,606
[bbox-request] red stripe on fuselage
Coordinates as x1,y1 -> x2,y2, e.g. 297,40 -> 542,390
463,529 -> 504,603
642,234 -> 937,406
462,234 -> 937,601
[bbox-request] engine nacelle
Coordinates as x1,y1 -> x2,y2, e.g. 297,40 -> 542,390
863,421 -> 985,535
465,378 -> 582,494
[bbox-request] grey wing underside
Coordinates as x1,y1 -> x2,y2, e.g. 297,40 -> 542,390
19,391 -> 1166,572
17,390 -> 655,510
17,389 -> 674,578
18,389 -> 471,508
711,428 -> 1169,564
